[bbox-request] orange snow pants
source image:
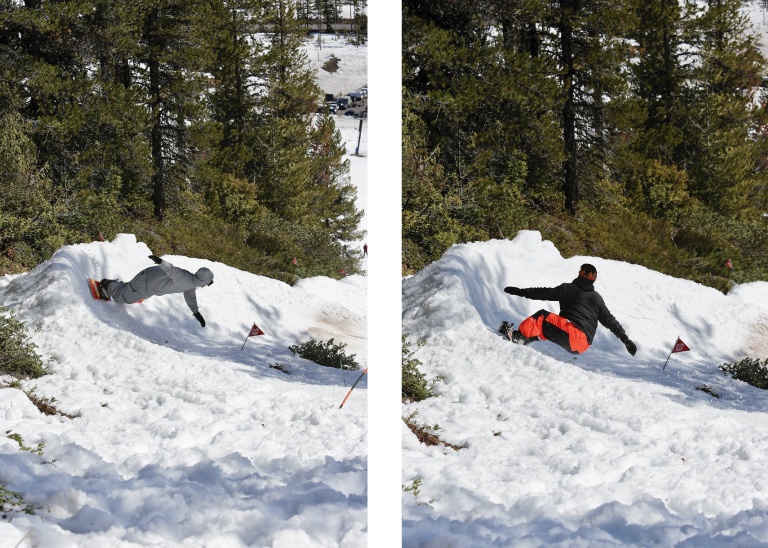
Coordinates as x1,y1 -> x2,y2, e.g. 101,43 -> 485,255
518,310 -> 590,355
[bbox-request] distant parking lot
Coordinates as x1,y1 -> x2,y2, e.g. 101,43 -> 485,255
323,89 -> 367,118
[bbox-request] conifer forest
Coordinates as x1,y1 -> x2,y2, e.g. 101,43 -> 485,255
402,0 -> 768,290
0,0 -> 367,282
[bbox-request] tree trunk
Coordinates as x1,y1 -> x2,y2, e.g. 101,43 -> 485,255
663,14 -> 673,124
232,7 -> 244,145
119,58 -> 131,88
560,0 -> 578,213
148,9 -> 165,220
521,19 -> 539,57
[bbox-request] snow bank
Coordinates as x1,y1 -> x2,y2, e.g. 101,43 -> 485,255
402,231 -> 768,547
0,234 -> 366,547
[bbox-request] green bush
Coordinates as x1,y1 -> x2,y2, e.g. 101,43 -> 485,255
696,384 -> 720,398
245,210 -> 364,280
719,357 -> 768,390
0,307 -> 50,379
402,334 -> 431,402
0,485 -> 35,516
288,338 -> 359,371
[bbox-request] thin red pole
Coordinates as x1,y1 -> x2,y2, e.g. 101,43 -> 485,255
339,368 -> 368,409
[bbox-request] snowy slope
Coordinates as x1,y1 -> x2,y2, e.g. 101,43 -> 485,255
302,36 -> 367,96
336,114 -> 368,270
743,1 -> 768,61
0,234 -> 367,547
402,231 -> 768,547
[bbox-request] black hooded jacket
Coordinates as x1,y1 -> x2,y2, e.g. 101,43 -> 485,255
517,277 -> 627,345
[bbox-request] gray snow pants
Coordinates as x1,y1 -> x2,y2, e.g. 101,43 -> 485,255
105,280 -> 145,305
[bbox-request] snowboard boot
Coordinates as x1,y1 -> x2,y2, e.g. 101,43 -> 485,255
498,321 -> 514,341
98,279 -> 115,301
511,329 -> 539,346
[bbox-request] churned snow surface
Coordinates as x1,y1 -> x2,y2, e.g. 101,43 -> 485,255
0,234 -> 367,547
402,230 -> 768,547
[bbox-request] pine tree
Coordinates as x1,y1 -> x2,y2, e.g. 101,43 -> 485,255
254,0 -> 359,233
546,0 -> 632,212
352,0 -> 367,45
1,0 -> 152,208
134,0 -> 213,220
402,0 -> 564,242
684,0 -> 768,215
630,0 -> 694,152
207,0 -> 269,179
322,0 -> 335,33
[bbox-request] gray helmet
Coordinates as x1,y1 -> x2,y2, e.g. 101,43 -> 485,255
195,267 -> 214,286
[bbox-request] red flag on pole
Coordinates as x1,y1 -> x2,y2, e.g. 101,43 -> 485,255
292,257 -> 298,267
726,259 -> 733,270
672,337 -> 690,354
241,323 -> 264,351
98,230 -> 105,242
663,337 -> 690,370
339,269 -> 346,275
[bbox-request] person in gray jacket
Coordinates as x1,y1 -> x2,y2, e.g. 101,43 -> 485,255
99,255 -> 214,327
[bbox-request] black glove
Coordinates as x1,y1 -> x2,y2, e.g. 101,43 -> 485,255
193,312 -> 205,327
149,254 -> 162,264
624,339 -> 637,356
504,287 -> 523,296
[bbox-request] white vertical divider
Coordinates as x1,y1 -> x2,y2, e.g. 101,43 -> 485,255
368,2 -> 402,547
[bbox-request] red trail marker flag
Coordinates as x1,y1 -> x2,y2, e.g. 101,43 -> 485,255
241,323 -> 265,351
663,337 -> 690,370
727,259 -> 734,270
98,230 -> 105,242
292,257 -> 298,267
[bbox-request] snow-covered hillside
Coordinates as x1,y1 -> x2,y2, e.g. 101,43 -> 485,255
302,36 -> 367,96
336,114 -> 368,268
402,231 -> 768,547
744,1 -> 768,60
0,234 -> 367,547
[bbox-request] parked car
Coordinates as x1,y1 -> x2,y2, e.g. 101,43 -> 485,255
349,91 -> 362,100
336,103 -> 347,111
344,110 -> 358,117
315,103 -> 336,115
336,95 -> 352,107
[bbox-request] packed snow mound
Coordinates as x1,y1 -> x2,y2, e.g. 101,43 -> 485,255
0,235 -> 366,547
402,231 -> 768,547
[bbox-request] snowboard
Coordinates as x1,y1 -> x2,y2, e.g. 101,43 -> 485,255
87,279 -> 143,303
496,321 -> 538,345
497,321 -> 514,341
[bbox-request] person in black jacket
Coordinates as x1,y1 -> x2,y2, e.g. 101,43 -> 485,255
502,263 -> 637,356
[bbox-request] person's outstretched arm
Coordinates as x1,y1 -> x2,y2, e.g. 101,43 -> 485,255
150,255 -> 196,285
184,290 -> 206,326
504,284 -> 569,301
150,255 -> 204,325
598,303 -> 636,355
